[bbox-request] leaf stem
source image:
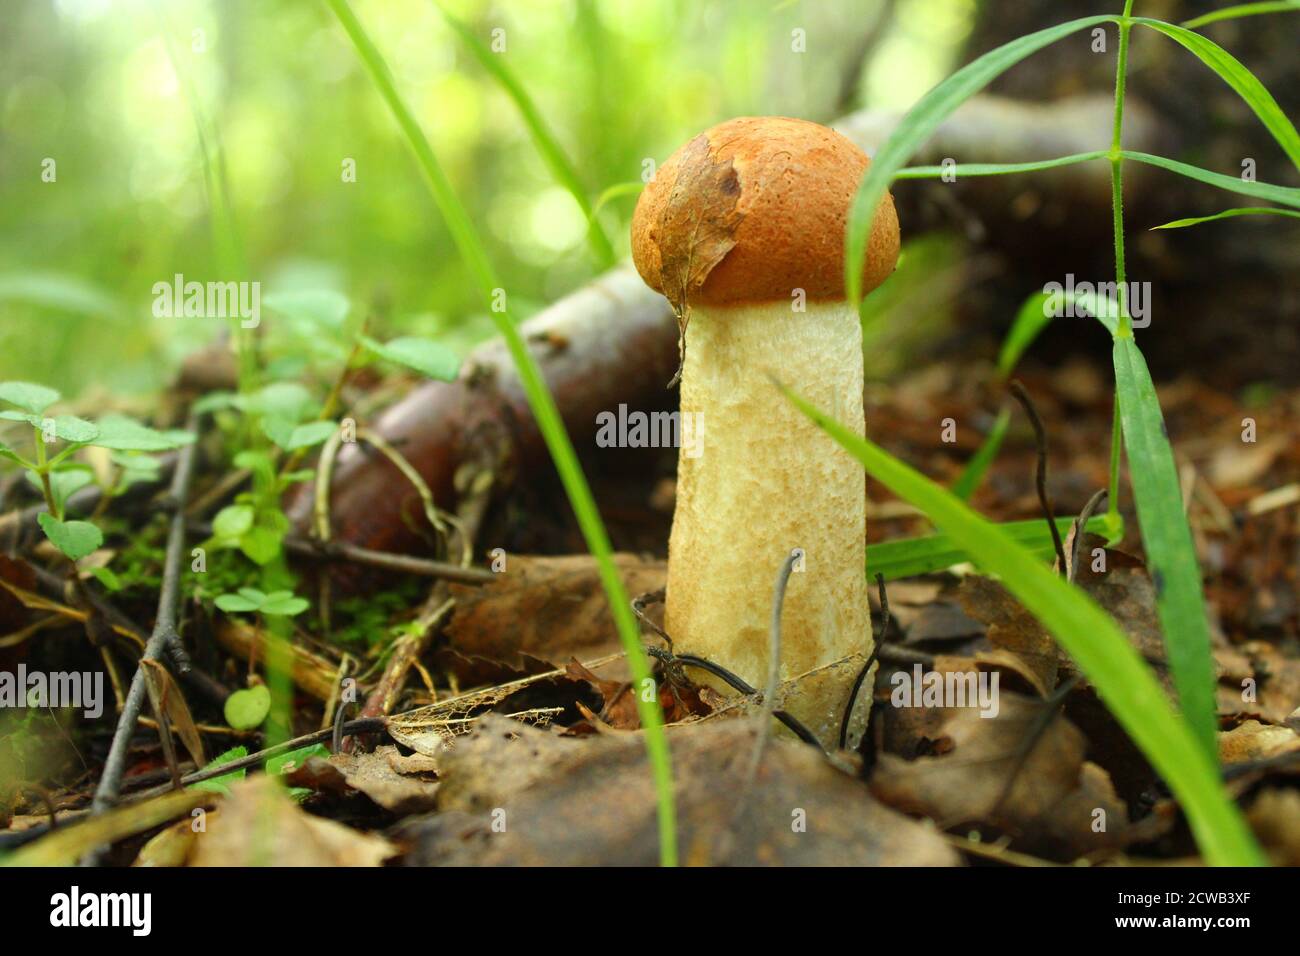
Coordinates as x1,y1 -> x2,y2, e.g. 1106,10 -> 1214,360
1109,2 -> 1135,337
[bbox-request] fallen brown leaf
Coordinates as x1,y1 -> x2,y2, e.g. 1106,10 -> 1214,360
446,554 -> 665,670
189,776 -> 395,867
400,715 -> 959,866
322,745 -> 440,815
872,691 -> 1143,860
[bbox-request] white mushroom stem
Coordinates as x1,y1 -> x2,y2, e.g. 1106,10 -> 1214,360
664,299 -> 870,741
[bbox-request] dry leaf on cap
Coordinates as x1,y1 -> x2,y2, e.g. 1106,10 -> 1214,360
446,554 -> 664,669
401,716 -> 958,866
653,134 -> 743,319
189,776 -> 394,867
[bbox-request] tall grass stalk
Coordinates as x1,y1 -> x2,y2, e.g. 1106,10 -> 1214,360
326,0 -> 677,866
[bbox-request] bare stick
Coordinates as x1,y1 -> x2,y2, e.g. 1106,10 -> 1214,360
751,551 -> 801,761
187,520 -> 495,585
1067,488 -> 1109,584
1008,381 -> 1067,575
91,414 -> 200,813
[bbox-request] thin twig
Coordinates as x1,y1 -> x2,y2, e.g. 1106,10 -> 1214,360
652,648 -> 824,749
738,552 -> 801,785
1008,380 -> 1067,575
187,520 -> 495,584
125,717 -> 388,803
631,588 -> 672,644
840,572 -> 889,750
1068,489 -> 1109,583
91,413 -> 200,814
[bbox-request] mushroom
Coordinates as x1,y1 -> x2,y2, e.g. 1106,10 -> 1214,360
631,116 -> 900,743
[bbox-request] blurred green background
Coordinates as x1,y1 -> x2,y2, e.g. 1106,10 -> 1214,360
0,0 -> 971,397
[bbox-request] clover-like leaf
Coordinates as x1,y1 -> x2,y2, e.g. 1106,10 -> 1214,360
259,590 -> 309,617
224,684 -> 271,730
37,513 -> 103,561
360,335 -> 461,382
215,589 -> 264,613
0,381 -> 61,415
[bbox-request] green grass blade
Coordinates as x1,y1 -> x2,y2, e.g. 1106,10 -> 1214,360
952,407 -> 1009,501
1152,206 -> 1300,229
326,0 -> 676,865
894,151 -> 1108,179
1112,337 -> 1219,759
1123,151 -> 1300,208
1133,18 -> 1300,171
436,5 -> 616,269
1183,1 -> 1300,30
845,15 -> 1116,308
867,515 -> 1109,579
781,386 -> 1264,866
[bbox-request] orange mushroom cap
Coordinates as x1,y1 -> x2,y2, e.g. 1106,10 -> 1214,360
632,116 -> 900,310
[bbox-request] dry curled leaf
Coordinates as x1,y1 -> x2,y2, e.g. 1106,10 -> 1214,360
139,658 -> 205,771
385,657 -> 609,756
654,134 -> 744,319
322,746 -> 440,815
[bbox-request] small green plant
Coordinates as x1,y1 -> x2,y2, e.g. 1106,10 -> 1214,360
215,587 -> 311,618
0,381 -> 193,563
189,742 -> 328,800
215,587 -> 309,730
